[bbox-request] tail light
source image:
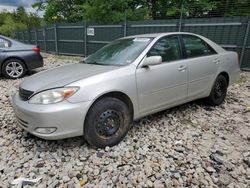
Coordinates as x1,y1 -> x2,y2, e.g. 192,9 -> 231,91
32,47 -> 40,53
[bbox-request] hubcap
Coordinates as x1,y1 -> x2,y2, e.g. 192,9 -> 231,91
214,81 -> 224,98
6,61 -> 23,78
96,110 -> 122,137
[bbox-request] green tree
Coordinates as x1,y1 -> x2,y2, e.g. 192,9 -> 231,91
36,0 -> 85,23
0,13 -> 26,36
208,0 -> 250,17
34,0 -> 250,24
0,6 -> 42,37
81,0 -> 148,23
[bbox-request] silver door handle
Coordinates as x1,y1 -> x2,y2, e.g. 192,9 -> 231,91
178,65 -> 186,71
213,59 -> 220,64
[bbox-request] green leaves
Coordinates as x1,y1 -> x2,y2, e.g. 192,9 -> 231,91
0,6 -> 41,37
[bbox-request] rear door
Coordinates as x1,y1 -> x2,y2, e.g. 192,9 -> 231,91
136,35 -> 188,114
181,35 -> 219,99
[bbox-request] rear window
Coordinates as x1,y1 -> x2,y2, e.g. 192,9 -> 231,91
182,35 -> 216,58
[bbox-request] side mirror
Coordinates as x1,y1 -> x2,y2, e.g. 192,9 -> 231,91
141,56 -> 162,67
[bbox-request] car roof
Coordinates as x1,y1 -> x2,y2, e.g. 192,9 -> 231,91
122,32 -> 199,39
0,35 -> 14,41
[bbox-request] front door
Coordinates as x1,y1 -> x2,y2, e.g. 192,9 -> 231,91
136,35 -> 188,114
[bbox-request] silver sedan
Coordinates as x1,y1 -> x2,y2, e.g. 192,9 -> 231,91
12,32 -> 240,148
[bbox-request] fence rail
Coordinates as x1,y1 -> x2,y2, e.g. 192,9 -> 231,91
14,16 -> 250,70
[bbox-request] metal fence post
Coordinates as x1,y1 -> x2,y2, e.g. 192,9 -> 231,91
22,31 -> 25,43
54,23 -> 58,54
44,26 -> 47,52
35,28 -> 38,46
84,22 -> 87,57
28,30 -> 31,43
240,17 -> 250,67
178,0 -> 184,32
124,10 -> 127,37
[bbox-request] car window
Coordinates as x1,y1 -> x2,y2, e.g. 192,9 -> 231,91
182,35 -> 216,58
0,38 -> 9,48
147,35 -> 182,63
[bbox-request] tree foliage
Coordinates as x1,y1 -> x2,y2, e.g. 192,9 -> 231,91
35,0 -> 250,24
1,0 -> 248,35
80,0 -> 149,23
0,6 -> 42,37
32,0 -> 85,23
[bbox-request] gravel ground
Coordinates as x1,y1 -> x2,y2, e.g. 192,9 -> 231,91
0,53 -> 250,188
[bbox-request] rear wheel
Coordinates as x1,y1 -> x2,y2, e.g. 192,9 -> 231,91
207,75 -> 228,106
2,59 -> 26,79
84,97 -> 132,148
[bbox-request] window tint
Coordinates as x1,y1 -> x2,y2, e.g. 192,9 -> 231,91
182,35 -> 216,58
148,35 -> 182,62
0,38 -> 9,48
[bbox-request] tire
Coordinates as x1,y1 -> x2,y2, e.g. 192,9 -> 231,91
84,97 -> 132,148
207,75 -> 228,106
2,59 -> 26,79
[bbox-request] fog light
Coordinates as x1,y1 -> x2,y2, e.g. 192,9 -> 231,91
35,127 -> 57,134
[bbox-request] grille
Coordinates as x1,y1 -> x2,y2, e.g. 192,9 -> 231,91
16,116 -> 28,128
19,87 -> 34,101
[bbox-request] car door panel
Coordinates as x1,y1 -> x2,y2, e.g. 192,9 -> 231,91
136,61 -> 188,113
181,35 -> 220,99
136,35 -> 188,114
187,55 -> 219,98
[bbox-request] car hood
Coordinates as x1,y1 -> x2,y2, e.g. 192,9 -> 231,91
20,63 -> 119,92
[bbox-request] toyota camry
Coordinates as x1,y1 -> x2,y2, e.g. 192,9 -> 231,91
12,32 -> 240,148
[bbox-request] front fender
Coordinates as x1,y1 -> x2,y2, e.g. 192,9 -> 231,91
66,65 -> 140,119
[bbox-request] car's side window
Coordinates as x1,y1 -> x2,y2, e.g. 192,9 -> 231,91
0,38 -> 9,48
147,35 -> 182,63
182,35 -> 216,58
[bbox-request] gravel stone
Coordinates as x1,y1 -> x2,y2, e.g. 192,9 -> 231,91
62,175 -> 71,182
146,180 -> 153,187
206,166 -> 216,173
0,53 -> 249,187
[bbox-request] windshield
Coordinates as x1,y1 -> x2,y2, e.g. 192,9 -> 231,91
84,37 -> 152,66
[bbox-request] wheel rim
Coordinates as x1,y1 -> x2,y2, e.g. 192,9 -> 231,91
6,61 -> 24,78
214,80 -> 224,98
96,110 -> 123,137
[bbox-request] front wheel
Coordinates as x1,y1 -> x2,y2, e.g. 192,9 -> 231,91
84,97 -> 132,148
207,75 -> 228,106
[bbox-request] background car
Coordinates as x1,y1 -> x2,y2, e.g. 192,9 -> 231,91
0,35 -> 43,79
12,32 -> 240,148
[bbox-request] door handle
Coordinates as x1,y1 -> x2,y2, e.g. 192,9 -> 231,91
213,59 -> 220,64
178,65 -> 186,71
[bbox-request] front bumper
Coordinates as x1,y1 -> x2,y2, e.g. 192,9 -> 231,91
12,92 -> 92,140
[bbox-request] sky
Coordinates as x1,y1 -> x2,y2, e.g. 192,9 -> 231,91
0,0 -> 43,16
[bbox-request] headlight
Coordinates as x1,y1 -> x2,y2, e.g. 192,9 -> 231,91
29,87 -> 79,104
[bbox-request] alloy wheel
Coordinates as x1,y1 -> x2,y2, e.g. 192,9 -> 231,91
5,61 -> 24,78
